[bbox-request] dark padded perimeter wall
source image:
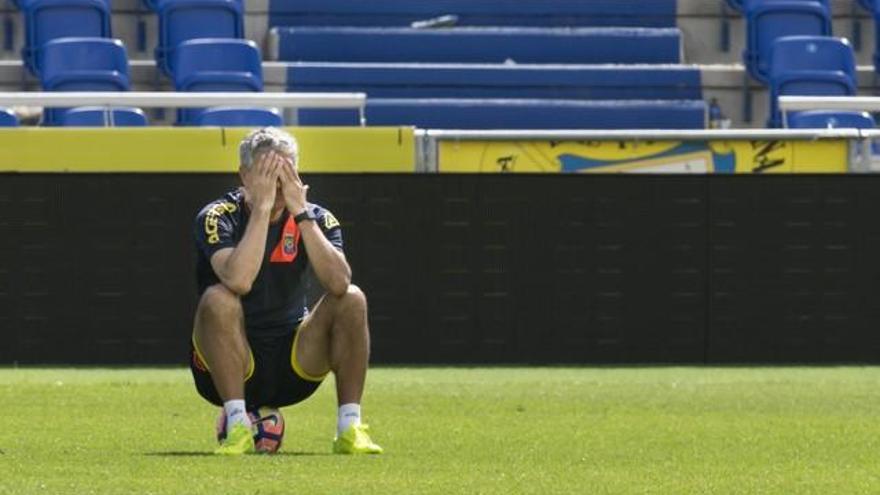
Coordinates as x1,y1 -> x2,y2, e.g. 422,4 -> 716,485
1,173 -> 880,365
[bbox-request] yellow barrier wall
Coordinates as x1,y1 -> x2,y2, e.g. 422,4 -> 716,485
438,139 -> 849,173
0,127 -> 415,172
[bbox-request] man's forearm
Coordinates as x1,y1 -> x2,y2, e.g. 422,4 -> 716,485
300,221 -> 351,296
218,206 -> 272,294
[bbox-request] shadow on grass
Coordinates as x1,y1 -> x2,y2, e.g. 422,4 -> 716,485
143,451 -> 332,457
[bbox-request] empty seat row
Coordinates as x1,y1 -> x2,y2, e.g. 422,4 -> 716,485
272,26 -> 684,65
32,36 -> 279,126
9,0 -> 278,127
266,0 -> 677,28
51,107 -> 281,126
12,0 -> 244,78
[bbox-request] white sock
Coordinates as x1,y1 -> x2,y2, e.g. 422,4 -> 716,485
224,399 -> 251,429
337,403 -> 361,435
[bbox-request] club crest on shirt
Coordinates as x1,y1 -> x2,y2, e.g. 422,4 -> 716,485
283,233 -> 296,255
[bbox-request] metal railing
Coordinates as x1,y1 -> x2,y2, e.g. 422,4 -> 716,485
0,91 -> 368,126
778,96 -> 880,129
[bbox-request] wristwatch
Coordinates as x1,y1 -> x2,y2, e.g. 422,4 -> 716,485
294,209 -> 317,225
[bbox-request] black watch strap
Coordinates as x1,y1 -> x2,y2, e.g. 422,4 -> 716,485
294,210 -> 316,224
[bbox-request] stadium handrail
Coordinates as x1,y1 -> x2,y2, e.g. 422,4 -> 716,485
778,96 -> 879,129
422,128 -> 861,140
778,96 -> 880,112
0,91 -> 368,125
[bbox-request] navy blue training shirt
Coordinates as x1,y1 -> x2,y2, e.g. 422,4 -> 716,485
193,188 -> 343,337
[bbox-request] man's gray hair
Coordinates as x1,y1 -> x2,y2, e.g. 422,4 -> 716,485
239,127 -> 299,169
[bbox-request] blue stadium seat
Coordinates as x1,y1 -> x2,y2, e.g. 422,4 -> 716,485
155,0 -> 244,77
273,27 -> 683,64
39,37 -> 130,125
267,0 -> 677,28
786,110 -> 875,129
768,36 -> 856,127
172,38 -> 261,90
297,98 -> 708,130
286,63 -> 703,101
141,0 -> 158,10
171,38 -> 263,124
194,107 -> 283,127
41,37 -> 128,90
0,108 -> 19,127
859,0 -> 874,12
22,0 -> 112,76
744,0 -> 831,83
56,107 -> 148,126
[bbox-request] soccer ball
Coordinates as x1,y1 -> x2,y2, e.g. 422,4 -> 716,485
216,407 -> 285,454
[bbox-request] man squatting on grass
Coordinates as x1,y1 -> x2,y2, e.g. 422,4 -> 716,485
190,127 -> 383,455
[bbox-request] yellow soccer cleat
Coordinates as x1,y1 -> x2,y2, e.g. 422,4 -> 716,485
333,424 -> 384,455
214,423 -> 255,455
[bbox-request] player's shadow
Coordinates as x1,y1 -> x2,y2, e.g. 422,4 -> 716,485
143,451 -> 332,457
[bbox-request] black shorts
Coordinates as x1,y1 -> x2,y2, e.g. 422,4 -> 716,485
190,323 -> 326,408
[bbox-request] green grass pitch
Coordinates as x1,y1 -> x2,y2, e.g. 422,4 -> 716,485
1,367 -> 879,494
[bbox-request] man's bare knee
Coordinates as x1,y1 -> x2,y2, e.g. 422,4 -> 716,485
198,284 -> 243,320
330,284 -> 367,317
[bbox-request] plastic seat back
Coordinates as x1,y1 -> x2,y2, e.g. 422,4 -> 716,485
57,107 -> 148,126
744,0 -> 831,83
155,0 -> 244,76
194,107 -> 283,127
22,0 -> 111,76
787,110 -> 875,128
767,36 -> 856,127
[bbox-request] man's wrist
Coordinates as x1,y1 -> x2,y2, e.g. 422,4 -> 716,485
293,209 -> 316,225
253,203 -> 274,216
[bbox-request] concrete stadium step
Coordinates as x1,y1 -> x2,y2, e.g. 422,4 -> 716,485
296,98 -> 708,130
269,26 -> 684,64
284,62 -> 703,101
264,0 -> 677,28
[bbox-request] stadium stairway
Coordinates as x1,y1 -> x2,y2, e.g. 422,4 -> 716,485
285,63 -> 707,128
